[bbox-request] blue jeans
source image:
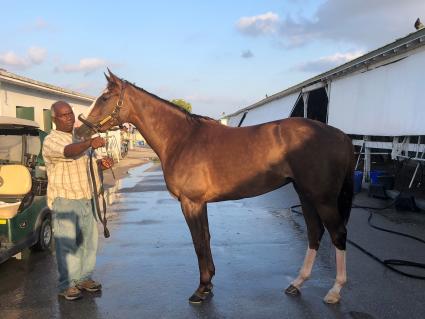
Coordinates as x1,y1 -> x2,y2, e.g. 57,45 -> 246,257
52,197 -> 98,291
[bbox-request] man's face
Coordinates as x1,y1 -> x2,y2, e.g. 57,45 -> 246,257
53,103 -> 75,133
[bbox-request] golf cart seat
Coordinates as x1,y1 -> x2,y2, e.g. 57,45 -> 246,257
0,165 -> 32,219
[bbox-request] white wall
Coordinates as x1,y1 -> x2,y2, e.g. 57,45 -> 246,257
242,92 -> 299,126
226,92 -> 300,127
227,112 -> 245,127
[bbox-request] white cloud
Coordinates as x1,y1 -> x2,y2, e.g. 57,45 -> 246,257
28,46 -> 47,64
237,0 -> 425,48
55,58 -> 108,75
294,50 -> 365,73
236,12 -> 279,36
0,47 -> 47,69
0,51 -> 28,68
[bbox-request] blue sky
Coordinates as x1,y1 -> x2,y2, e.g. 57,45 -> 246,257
1,0 -> 424,118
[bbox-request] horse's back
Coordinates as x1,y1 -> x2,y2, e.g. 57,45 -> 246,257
224,117 -> 352,168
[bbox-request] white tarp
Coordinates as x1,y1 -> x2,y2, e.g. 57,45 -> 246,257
227,112 -> 245,127
239,92 -> 299,127
328,49 -> 425,136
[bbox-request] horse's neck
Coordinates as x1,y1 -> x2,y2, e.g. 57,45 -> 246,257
128,91 -> 192,161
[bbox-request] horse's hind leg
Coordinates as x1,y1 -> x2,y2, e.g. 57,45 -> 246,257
316,202 -> 348,304
180,197 -> 215,304
324,247 -> 346,304
285,197 -> 324,296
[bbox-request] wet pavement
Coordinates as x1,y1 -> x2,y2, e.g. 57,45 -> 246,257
1,163 -> 425,318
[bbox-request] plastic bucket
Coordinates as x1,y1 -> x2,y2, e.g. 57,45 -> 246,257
370,170 -> 385,185
354,171 -> 363,193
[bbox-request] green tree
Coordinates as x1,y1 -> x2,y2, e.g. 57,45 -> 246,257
171,99 -> 192,113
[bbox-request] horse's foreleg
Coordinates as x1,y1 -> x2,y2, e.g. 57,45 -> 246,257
180,197 -> 215,304
203,211 -> 216,280
286,197 -> 324,296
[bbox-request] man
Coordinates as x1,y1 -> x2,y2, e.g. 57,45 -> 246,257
120,125 -> 130,157
43,101 -> 113,301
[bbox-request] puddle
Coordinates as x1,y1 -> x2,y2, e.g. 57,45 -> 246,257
118,162 -> 155,189
115,219 -> 162,226
103,162 -> 157,204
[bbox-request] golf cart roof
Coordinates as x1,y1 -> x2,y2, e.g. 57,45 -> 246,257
0,116 -> 40,129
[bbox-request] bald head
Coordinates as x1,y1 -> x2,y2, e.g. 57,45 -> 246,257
51,101 -> 75,133
51,101 -> 71,117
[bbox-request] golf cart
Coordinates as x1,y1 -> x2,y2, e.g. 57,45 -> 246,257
0,116 -> 52,264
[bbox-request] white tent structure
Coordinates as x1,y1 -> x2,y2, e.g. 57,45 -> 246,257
224,28 -> 425,185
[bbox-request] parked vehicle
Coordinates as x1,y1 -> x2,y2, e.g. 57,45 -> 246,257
0,116 -> 51,264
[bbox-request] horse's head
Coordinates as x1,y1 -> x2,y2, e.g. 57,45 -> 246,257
75,70 -> 130,140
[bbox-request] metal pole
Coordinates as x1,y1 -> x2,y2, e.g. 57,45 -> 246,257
355,143 -> 364,170
363,136 -> 371,183
302,92 -> 309,118
408,146 -> 425,189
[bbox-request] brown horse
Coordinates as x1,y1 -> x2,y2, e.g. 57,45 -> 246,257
76,71 -> 355,304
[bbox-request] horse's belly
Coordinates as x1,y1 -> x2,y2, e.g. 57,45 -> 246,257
208,174 -> 292,202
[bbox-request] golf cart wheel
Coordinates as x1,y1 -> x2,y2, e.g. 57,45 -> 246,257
32,217 -> 52,251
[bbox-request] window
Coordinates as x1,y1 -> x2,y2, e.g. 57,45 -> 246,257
16,106 -> 35,121
43,109 -> 52,132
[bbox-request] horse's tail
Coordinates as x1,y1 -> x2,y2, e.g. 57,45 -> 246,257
338,143 -> 355,226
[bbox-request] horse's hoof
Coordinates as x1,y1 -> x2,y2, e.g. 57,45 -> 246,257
323,290 -> 341,304
285,284 -> 300,296
189,293 -> 205,304
189,291 -> 213,304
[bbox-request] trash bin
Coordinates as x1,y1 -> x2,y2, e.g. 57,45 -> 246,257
370,170 -> 385,185
354,171 -> 363,193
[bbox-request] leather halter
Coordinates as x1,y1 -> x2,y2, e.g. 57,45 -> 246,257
78,81 -> 127,133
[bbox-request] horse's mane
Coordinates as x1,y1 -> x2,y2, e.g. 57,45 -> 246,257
125,81 -> 220,124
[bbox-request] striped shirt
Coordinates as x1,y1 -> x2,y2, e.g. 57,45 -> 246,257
42,129 -> 101,209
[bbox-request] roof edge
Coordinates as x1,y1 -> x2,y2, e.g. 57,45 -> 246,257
0,115 -> 40,128
0,69 -> 95,102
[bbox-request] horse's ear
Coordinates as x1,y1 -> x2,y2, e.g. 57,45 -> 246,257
106,69 -> 122,91
107,67 -> 113,77
104,72 -> 111,83
107,68 -> 119,82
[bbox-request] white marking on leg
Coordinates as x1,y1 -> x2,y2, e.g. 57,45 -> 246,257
291,247 -> 317,288
324,248 -> 347,304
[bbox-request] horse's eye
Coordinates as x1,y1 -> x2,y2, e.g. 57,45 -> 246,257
102,95 -> 109,101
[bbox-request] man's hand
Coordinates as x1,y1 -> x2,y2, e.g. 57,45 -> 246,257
90,136 -> 106,149
100,157 -> 114,170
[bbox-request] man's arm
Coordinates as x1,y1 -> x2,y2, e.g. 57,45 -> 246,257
64,136 -> 105,158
